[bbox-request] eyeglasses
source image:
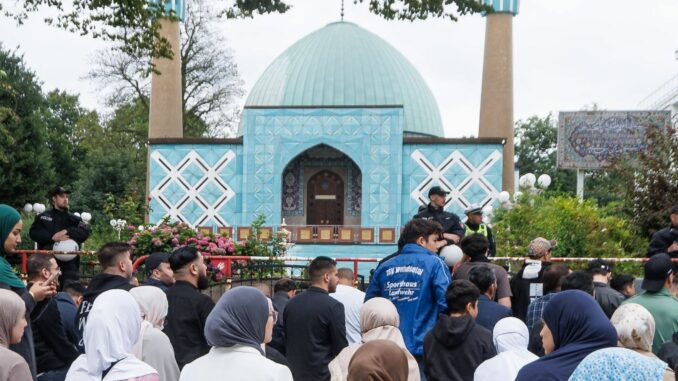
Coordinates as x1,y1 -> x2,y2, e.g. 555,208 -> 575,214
269,310 -> 279,322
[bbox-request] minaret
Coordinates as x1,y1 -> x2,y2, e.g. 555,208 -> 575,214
478,0 -> 519,192
148,0 -> 185,139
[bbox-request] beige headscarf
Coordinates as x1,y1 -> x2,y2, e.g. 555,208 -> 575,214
329,297 -> 420,381
610,303 -> 655,353
347,340 -> 409,381
0,289 -> 24,348
130,286 -> 169,357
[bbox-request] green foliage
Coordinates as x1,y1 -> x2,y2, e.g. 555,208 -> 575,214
492,191 -> 646,260
360,0 -> 491,21
0,46 -> 56,206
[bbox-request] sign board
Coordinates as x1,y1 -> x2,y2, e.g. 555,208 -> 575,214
557,111 -> 671,169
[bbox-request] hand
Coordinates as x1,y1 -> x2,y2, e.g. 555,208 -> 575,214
28,281 -> 57,302
668,242 -> 678,253
52,230 -> 70,242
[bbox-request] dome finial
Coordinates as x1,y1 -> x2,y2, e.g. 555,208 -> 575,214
340,0 -> 344,21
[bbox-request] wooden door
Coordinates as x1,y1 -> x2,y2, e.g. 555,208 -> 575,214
307,170 -> 344,225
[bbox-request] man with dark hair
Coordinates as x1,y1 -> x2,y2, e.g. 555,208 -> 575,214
164,246 -> 215,369
510,237 -> 556,322
269,278 -> 297,354
526,264 -> 570,331
454,234 -> 512,308
55,281 -> 84,347
587,259 -> 625,318
284,256 -> 347,381
26,254 -> 79,381
561,270 -> 595,296
610,274 -> 636,299
75,242 -> 133,352
468,264 -> 511,331
143,252 -> 174,292
29,186 -> 91,287
647,206 -> 678,257
423,280 -> 496,381
366,219 -> 450,378
330,268 -> 365,344
414,186 -> 465,245
623,253 -> 678,354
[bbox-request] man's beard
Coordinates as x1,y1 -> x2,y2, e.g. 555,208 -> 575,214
197,274 -> 209,290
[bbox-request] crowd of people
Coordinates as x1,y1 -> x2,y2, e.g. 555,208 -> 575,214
1,191 -> 678,381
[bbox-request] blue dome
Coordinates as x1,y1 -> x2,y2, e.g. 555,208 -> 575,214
243,21 -> 444,137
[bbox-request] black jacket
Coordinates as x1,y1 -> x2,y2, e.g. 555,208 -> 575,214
593,282 -> 625,318
423,314 -> 496,381
647,225 -> 678,257
269,291 -> 291,354
144,277 -> 170,292
163,280 -> 215,369
1,282 -> 50,381
476,295 -> 512,331
284,287 -> 348,381
75,273 -> 133,352
31,296 -> 79,373
658,332 -> 678,372
414,204 -> 465,244
29,209 -> 90,249
510,261 -> 550,322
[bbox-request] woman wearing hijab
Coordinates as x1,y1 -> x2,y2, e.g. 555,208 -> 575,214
569,347 -> 670,381
514,290 -> 617,381
347,340 -> 409,381
0,289 -> 32,381
66,290 -> 158,381
329,297 -> 419,381
610,303 -> 675,380
0,204 -> 55,379
130,286 -> 180,381
179,286 -> 293,381
473,317 -> 538,381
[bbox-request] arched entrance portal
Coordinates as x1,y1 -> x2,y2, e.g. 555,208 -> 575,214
307,170 -> 344,225
281,144 -> 361,226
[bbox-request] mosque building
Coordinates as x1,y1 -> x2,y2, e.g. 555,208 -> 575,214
146,1 -> 517,258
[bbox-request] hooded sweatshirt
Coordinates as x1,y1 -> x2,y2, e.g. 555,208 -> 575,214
422,314 -> 496,381
75,273 -> 132,352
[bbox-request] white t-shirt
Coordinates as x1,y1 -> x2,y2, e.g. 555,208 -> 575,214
330,284 -> 365,344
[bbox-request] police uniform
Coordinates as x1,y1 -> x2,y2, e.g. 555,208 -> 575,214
413,187 -> 465,245
29,187 -> 90,286
463,205 -> 496,257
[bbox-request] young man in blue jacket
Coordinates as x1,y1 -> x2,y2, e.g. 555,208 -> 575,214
365,219 -> 451,379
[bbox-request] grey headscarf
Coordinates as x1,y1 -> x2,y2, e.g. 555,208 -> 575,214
0,288 -> 25,347
204,286 -> 269,355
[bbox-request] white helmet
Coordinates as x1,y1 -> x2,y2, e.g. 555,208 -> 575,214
53,239 -> 79,261
439,244 -> 463,267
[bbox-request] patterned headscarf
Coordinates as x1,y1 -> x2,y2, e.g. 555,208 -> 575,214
610,303 -> 655,352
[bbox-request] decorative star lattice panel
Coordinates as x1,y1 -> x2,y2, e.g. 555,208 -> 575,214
401,144 -> 504,223
149,145 -> 242,227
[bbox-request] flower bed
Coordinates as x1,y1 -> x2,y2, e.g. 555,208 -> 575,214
128,219 -> 236,257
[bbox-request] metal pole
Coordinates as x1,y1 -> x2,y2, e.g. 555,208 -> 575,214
576,169 -> 585,200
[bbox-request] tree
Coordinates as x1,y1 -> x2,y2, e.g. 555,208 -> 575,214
610,125 -> 678,238
87,2 -> 244,136
4,1 -> 488,62
0,46 -> 56,206
514,114 -> 576,193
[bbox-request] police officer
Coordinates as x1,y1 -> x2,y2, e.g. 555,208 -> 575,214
414,186 -> 465,246
464,204 -> 496,257
647,205 -> 678,258
29,186 -> 90,287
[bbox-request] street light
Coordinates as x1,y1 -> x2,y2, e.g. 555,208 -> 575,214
110,219 -> 127,240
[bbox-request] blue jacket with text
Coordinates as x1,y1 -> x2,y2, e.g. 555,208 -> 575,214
365,243 -> 451,356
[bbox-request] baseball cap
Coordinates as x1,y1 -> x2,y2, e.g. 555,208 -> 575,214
641,253 -> 673,292
527,237 -> 557,258
428,186 -> 450,197
670,205 -> 678,215
49,186 -> 71,197
464,204 -> 483,215
145,252 -> 171,275
587,259 -> 612,273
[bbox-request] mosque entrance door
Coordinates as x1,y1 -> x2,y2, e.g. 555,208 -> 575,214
307,170 -> 344,226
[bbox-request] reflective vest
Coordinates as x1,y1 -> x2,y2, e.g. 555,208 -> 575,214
465,223 -> 488,237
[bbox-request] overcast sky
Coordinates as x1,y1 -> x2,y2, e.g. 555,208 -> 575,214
1,0 -> 676,137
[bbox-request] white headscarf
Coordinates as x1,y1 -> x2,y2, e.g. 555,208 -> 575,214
130,286 -> 169,358
474,317 -> 538,381
610,303 -> 655,353
65,290 -> 157,381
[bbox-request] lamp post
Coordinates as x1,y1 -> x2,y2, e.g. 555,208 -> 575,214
110,219 -> 128,240
277,219 -> 294,257
23,203 -> 46,249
